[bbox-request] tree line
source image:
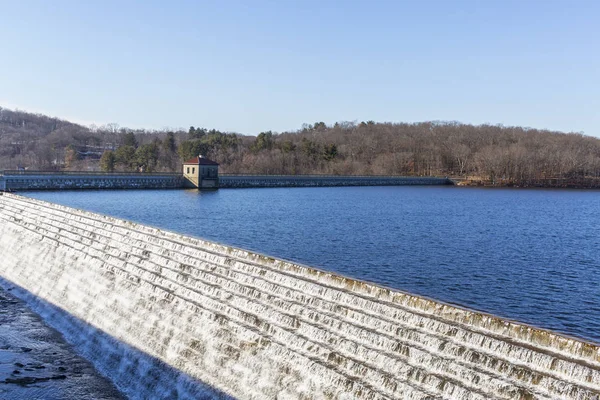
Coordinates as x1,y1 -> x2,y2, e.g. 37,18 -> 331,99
226,120 -> 600,186
1,106 -> 599,186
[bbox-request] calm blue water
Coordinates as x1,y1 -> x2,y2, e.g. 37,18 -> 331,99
27,187 -> 600,344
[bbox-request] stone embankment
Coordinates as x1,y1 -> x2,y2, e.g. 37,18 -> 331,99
0,192 -> 598,399
0,171 -> 183,191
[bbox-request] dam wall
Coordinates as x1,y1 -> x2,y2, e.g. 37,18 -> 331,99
0,171 -> 183,191
219,175 -> 453,188
0,192 -> 598,399
0,172 -> 452,191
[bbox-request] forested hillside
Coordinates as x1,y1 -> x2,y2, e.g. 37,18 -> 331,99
1,106 -> 599,186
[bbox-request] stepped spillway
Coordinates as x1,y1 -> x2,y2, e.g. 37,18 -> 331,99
0,192 -> 598,400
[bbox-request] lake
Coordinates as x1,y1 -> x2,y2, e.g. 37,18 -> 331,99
26,186 -> 600,344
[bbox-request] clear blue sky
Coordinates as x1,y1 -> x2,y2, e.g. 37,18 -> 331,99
1,0 -> 598,136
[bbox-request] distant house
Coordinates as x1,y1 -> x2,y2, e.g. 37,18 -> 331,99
183,155 -> 219,189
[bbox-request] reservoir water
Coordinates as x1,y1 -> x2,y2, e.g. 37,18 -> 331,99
26,186 -> 600,344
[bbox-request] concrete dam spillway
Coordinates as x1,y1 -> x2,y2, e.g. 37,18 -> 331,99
0,194 -> 599,399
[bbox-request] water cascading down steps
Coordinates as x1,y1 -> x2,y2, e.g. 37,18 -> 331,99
0,192 -> 598,400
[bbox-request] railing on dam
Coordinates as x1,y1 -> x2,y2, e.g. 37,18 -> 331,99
0,172 -> 453,191
0,170 -> 181,176
219,174 -> 453,188
220,173 -> 446,178
0,171 -> 184,191
0,192 -> 598,399
1,168 -> 456,189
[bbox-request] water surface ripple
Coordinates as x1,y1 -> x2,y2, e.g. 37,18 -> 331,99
27,187 -> 600,344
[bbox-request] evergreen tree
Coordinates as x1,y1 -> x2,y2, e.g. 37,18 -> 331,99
323,143 -> 338,161
251,131 -> 274,152
313,121 -> 327,131
178,139 -> 209,162
163,132 -> 176,153
135,143 -> 159,172
122,131 -> 138,148
99,150 -> 116,172
115,145 -> 136,170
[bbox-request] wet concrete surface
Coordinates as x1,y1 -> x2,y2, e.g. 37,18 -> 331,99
0,286 -> 125,400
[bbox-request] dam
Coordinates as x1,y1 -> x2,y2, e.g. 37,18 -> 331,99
0,192 -> 599,399
0,170 -> 453,191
